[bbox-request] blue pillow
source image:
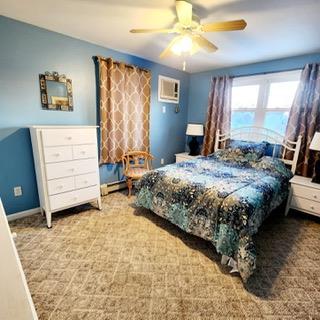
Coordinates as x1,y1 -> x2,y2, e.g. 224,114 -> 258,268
265,143 -> 282,157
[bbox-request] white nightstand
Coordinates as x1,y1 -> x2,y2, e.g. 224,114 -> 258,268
285,175 -> 320,218
175,152 -> 201,163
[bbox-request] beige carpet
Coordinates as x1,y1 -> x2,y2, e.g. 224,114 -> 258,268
10,191 -> 320,320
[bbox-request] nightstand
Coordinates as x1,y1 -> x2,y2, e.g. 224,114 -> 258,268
175,152 -> 200,163
285,175 -> 320,218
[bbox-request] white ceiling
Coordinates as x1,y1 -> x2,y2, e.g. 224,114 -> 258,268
1,0 -> 320,73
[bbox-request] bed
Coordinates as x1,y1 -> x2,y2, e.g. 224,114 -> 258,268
135,127 -> 302,282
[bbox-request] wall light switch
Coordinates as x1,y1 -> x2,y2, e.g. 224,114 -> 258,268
14,186 -> 23,197
162,106 -> 166,113
160,158 -> 164,165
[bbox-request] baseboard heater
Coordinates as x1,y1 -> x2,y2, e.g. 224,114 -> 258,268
100,180 -> 127,196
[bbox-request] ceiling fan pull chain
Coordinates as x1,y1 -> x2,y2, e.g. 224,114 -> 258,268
183,60 -> 186,71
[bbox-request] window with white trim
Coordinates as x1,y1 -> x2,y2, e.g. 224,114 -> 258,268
231,70 -> 301,135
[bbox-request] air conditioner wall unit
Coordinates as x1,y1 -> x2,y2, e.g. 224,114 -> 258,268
158,75 -> 180,104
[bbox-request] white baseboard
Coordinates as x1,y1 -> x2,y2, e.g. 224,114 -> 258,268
7,182 -> 128,221
7,207 -> 41,222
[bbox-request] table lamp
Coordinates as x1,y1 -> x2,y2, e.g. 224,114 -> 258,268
186,124 -> 204,156
310,132 -> 320,183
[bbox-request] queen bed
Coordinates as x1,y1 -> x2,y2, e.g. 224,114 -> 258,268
135,127 -> 302,282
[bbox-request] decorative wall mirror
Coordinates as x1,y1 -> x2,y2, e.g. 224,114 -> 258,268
39,71 -> 73,111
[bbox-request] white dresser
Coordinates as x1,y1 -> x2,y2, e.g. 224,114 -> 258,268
30,126 -> 101,228
285,175 -> 320,218
175,152 -> 201,163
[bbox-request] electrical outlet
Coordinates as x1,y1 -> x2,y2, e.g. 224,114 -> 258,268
162,106 -> 166,113
14,186 -> 22,197
160,158 -> 164,165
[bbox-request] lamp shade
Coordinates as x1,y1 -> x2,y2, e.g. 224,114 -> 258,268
186,124 -> 204,136
310,132 -> 320,151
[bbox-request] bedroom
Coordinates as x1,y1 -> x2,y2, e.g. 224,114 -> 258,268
0,0 -> 320,319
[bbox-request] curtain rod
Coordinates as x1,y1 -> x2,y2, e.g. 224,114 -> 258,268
232,67 -> 302,78
94,55 -> 150,73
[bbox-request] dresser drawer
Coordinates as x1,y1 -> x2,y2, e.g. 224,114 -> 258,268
43,146 -> 73,163
73,144 -> 97,160
75,173 -> 98,189
42,129 -> 96,147
292,184 -> 320,202
47,177 -> 75,195
49,186 -> 99,211
291,196 -> 320,216
46,159 -> 97,180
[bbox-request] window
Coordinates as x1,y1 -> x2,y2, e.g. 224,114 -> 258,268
231,70 -> 300,135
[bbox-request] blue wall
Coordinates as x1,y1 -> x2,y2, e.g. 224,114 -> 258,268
188,53 -> 320,123
0,16 -> 189,215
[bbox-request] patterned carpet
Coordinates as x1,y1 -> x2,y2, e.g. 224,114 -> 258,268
9,191 -> 320,320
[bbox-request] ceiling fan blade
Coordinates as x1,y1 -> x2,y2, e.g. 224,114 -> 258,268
192,35 -> 218,53
160,36 -> 183,59
176,0 -> 193,26
130,28 -> 175,34
190,42 -> 201,56
202,19 -> 247,32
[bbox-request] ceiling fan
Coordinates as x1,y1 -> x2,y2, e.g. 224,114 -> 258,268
130,0 -> 247,59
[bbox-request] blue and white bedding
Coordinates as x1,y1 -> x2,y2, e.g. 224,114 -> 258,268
135,146 -> 293,282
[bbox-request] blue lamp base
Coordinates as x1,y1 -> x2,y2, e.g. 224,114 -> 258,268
188,136 -> 200,156
311,156 -> 320,184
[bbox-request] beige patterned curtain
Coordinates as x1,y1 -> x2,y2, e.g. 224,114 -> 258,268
202,76 -> 232,156
285,63 -> 320,177
98,57 -> 151,164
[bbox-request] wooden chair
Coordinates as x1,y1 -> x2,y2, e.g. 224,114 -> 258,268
121,151 -> 154,197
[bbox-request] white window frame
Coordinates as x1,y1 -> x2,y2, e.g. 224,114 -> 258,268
231,70 -> 301,129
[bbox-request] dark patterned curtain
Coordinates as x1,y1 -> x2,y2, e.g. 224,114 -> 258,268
285,63 -> 320,176
202,76 -> 232,156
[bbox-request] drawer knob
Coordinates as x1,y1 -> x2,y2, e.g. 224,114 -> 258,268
66,136 -> 72,140
81,151 -> 86,154
313,194 -> 318,199
73,196 -> 78,201
54,153 -> 60,157
310,206 -> 315,210
84,180 -> 88,184
58,185 -> 63,189
69,168 -> 75,172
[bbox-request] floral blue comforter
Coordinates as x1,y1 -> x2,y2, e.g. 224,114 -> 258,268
135,155 -> 293,282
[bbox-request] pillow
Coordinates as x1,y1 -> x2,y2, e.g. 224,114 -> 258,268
251,156 -> 293,179
211,149 -> 252,165
228,140 -> 268,160
265,143 -> 282,157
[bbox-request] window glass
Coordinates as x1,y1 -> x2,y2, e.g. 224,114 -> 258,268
231,111 -> 255,129
264,111 -> 289,135
267,81 -> 299,109
230,71 -> 300,134
231,85 -> 259,109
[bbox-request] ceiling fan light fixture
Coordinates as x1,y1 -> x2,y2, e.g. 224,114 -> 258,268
130,0 -> 247,59
171,35 -> 193,55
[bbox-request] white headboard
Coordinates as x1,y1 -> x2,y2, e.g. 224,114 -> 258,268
214,126 -> 302,174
